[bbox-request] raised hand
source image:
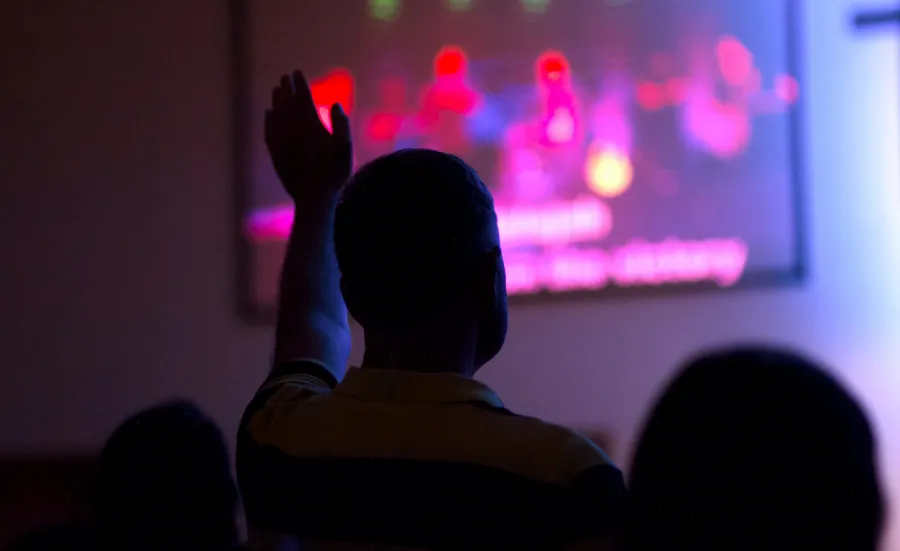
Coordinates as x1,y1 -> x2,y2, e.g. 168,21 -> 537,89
265,71 -> 352,372
265,71 -> 353,200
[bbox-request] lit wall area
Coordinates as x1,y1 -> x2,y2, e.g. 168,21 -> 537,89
472,0 -> 900,545
2,0 -> 900,548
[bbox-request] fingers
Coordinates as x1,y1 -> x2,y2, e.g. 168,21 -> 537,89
291,70 -> 319,122
330,103 -> 351,144
330,103 -> 354,180
272,75 -> 292,110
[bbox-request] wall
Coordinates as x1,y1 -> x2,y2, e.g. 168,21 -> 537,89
3,0 -> 900,548
1,0 -> 269,450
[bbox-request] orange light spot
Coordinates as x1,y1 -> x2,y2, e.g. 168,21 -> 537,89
585,146 -> 633,198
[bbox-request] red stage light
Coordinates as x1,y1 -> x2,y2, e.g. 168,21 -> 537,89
434,46 -> 467,77
537,51 -> 569,83
309,68 -> 355,133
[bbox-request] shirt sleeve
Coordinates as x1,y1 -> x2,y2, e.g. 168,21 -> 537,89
239,359 -> 339,439
237,359 -> 340,531
261,358 -> 339,395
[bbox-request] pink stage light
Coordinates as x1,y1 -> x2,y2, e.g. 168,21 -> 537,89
683,96 -> 751,159
546,107 -> 576,144
246,207 -> 295,241
366,112 -> 402,142
665,77 -> 687,105
637,81 -> 666,111
774,73 -> 800,104
716,35 -> 754,87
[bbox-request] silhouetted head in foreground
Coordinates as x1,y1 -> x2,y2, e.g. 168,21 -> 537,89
335,149 -> 507,376
92,401 -> 238,551
627,347 -> 882,551
6,522 -> 98,551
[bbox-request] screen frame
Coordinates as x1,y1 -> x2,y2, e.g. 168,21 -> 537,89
230,0 -> 807,324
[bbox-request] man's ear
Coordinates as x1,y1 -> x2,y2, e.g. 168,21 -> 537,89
475,246 -> 502,311
339,276 -> 360,324
339,276 -> 349,304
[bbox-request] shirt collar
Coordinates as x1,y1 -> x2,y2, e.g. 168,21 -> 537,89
334,367 -> 505,409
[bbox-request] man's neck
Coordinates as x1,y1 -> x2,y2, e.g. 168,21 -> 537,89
361,329 -> 477,377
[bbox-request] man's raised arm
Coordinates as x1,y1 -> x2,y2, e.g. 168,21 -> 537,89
265,71 -> 353,376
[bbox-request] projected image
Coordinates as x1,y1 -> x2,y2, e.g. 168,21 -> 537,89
240,0 -> 802,312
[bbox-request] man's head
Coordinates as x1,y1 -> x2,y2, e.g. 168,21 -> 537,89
627,346 -> 883,551
335,149 -> 507,372
92,401 -> 238,551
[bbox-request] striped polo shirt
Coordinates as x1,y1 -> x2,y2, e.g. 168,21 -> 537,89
237,362 -> 626,550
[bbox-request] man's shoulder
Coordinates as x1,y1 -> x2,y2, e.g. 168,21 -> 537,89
501,415 -> 626,533
500,412 -> 616,476
474,410 -> 619,485
239,360 -> 337,437
464,408 -> 626,540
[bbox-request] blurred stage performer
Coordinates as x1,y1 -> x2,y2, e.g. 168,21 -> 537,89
534,51 -> 585,199
536,51 -> 581,148
360,76 -> 414,159
680,35 -> 755,160
496,51 -> 585,204
237,70 -> 626,550
416,45 -> 481,157
497,120 -> 555,203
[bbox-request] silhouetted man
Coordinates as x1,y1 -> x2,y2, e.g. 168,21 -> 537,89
237,71 -> 626,550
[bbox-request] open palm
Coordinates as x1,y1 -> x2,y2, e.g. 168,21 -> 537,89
265,71 -> 353,199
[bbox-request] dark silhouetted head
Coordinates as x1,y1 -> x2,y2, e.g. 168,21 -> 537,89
92,401 -> 238,551
335,149 -> 507,374
627,346 -> 883,551
6,522 -> 98,551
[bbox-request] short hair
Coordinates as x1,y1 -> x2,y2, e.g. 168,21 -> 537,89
627,346 -> 883,551
335,149 -> 498,327
92,401 -> 238,551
